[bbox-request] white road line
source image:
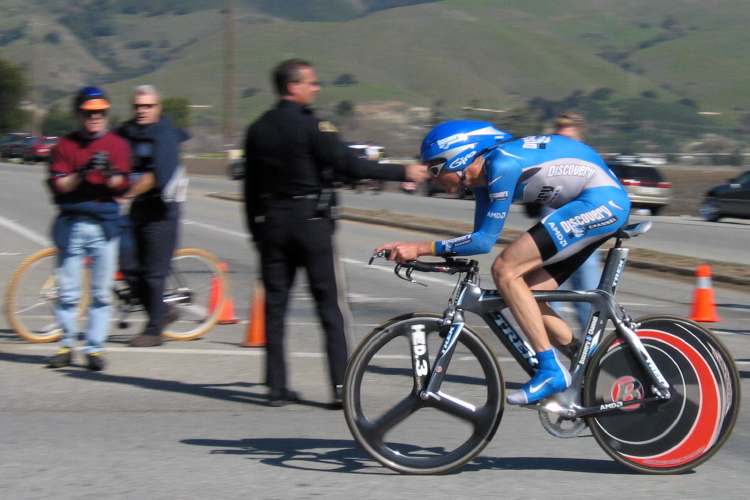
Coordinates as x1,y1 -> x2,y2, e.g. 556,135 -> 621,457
0,214 -> 50,247
182,219 -> 247,238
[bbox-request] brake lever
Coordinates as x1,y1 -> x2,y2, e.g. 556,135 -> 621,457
394,262 -> 427,287
368,250 -> 391,265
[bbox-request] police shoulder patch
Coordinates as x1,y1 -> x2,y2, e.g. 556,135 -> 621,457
318,121 -> 338,133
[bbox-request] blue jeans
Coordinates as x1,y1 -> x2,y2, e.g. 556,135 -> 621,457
54,218 -> 119,353
551,250 -> 602,332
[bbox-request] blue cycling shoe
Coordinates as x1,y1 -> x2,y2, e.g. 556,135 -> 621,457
506,349 -> 571,405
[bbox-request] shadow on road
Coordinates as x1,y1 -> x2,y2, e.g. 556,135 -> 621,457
180,437 -> 631,475
0,350 -> 273,406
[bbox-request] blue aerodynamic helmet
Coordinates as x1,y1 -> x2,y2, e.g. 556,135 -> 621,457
420,120 -> 511,176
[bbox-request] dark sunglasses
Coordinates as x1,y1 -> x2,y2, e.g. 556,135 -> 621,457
79,109 -> 108,118
133,103 -> 158,110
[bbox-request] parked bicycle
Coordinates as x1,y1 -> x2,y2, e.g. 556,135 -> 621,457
343,221 -> 740,475
5,247 -> 227,343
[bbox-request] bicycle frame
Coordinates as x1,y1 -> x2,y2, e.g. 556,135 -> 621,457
411,226 -> 672,419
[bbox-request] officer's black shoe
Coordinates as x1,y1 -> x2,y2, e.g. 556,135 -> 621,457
47,347 -> 72,368
86,352 -> 106,372
330,385 -> 343,410
129,333 -> 162,347
268,388 -> 300,407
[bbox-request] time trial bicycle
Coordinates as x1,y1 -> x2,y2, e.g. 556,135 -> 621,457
343,221 -> 740,475
5,247 -> 228,343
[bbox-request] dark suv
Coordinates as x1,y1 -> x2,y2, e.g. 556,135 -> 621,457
605,159 -> 672,215
1,133 -> 33,159
699,170 -> 750,221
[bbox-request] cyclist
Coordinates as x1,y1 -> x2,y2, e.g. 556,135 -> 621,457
375,120 -> 630,405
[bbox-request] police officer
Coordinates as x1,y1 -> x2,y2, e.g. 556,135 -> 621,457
243,58 -> 427,408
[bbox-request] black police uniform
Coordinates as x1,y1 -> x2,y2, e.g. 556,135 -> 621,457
243,99 -> 408,396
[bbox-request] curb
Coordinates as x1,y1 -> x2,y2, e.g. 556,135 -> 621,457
210,192 -> 750,287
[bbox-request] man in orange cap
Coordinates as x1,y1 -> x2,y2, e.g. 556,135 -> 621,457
46,86 -> 132,371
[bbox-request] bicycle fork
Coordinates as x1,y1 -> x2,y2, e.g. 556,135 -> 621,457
408,310 -> 477,411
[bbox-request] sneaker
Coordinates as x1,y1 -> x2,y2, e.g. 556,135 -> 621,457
86,352 -> 106,371
129,333 -> 162,347
507,349 -> 571,405
330,385 -> 343,410
47,347 -> 72,368
268,388 -> 300,407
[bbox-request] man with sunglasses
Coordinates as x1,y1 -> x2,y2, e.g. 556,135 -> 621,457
118,85 -> 190,347
46,86 -> 131,371
243,58 -> 427,408
375,120 -> 630,406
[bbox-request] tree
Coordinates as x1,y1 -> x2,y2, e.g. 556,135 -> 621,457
161,97 -> 191,129
41,104 -> 76,137
335,100 -> 355,118
332,73 -> 358,86
0,56 -> 29,133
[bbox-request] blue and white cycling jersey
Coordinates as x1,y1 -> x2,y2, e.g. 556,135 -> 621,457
433,135 -> 630,260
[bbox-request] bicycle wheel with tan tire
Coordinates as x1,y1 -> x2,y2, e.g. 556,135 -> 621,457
161,248 -> 228,341
5,247 -> 228,343
5,248 -> 66,342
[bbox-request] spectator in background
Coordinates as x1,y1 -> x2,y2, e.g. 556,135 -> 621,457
243,58 -> 427,408
554,111 -> 586,142
46,86 -> 131,371
118,85 -> 190,347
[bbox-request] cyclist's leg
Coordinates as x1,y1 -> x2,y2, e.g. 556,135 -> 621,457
491,234 -> 572,405
491,233 -> 556,353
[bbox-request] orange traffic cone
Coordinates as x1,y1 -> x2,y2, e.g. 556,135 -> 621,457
240,280 -> 266,347
689,265 -> 721,322
207,270 -> 224,316
217,263 -> 238,324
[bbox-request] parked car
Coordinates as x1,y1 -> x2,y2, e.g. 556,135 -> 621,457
699,170 -> 750,221
227,157 -> 245,180
605,158 -> 673,215
21,136 -> 59,163
1,133 -> 32,159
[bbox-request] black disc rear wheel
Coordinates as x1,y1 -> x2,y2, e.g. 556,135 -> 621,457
584,315 -> 740,474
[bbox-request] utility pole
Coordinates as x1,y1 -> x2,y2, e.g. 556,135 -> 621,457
29,19 -> 42,136
222,0 -> 236,153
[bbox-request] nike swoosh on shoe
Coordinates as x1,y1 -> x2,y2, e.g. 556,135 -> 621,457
528,377 -> 553,394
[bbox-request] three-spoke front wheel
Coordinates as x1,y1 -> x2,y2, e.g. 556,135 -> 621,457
343,313 -> 504,475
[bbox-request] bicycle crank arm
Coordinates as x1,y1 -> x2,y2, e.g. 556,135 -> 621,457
529,394 -> 670,418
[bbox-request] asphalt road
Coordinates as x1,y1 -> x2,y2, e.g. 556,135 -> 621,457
1,165 -> 749,498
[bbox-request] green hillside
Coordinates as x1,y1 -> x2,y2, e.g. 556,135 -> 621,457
1,0 -> 749,153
